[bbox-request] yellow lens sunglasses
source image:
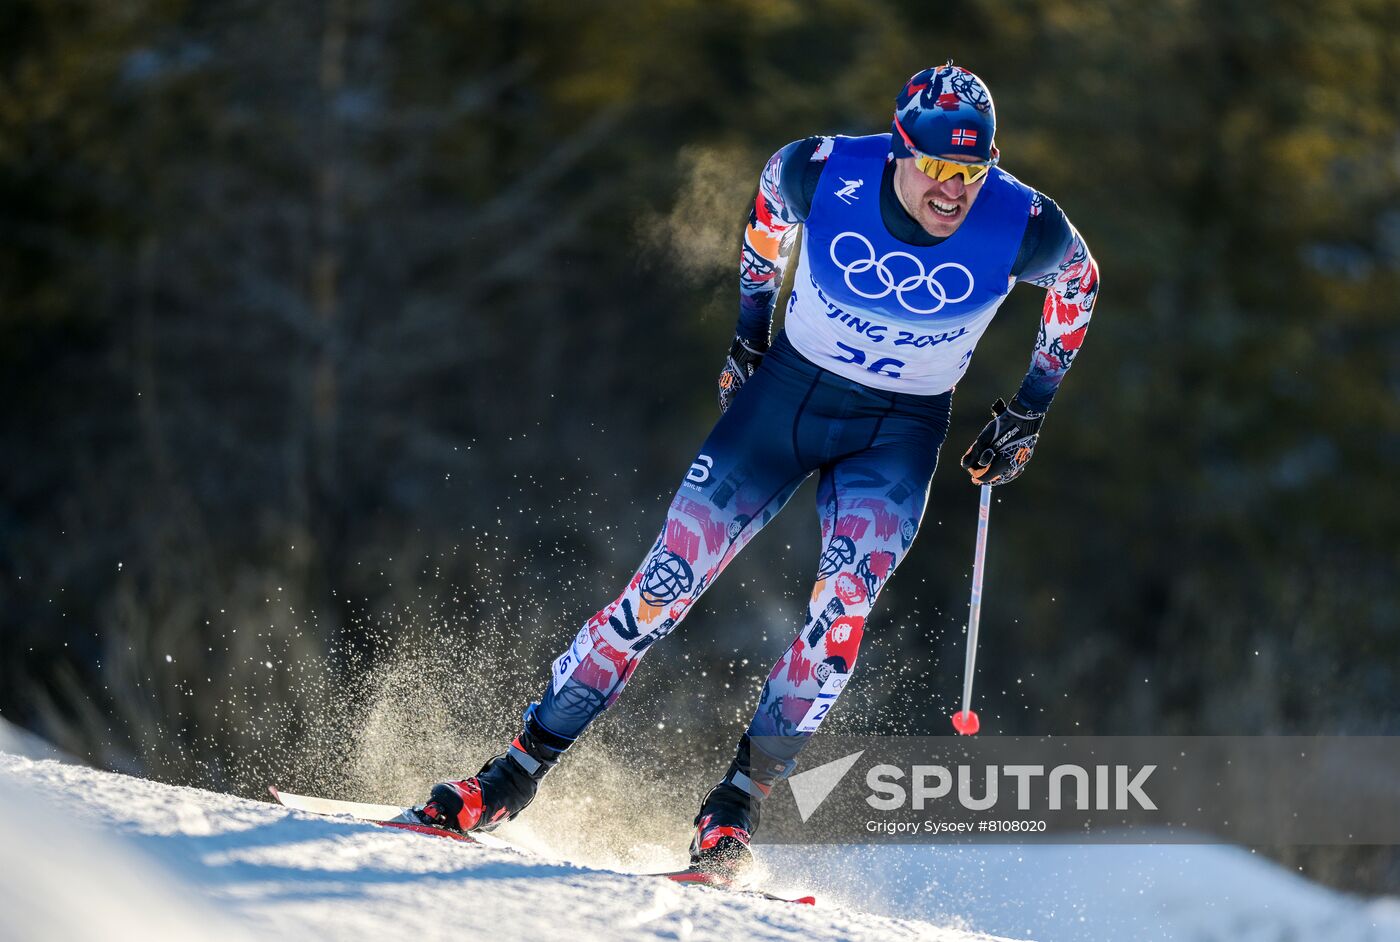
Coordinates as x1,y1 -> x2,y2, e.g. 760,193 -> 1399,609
893,113 -> 998,185
914,153 -> 995,185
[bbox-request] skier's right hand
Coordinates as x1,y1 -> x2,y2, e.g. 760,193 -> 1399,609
718,335 -> 766,413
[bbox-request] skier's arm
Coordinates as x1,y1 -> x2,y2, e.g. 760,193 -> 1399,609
960,197 -> 1099,485
1011,196 -> 1100,413
735,137 -> 825,346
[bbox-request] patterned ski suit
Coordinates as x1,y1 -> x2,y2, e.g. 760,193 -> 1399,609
534,132 -> 1099,774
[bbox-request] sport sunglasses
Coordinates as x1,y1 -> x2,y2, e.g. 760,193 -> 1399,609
914,153 -> 995,185
893,114 -> 998,184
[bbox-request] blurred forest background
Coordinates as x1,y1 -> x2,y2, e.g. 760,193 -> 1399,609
2,0 -> 1398,893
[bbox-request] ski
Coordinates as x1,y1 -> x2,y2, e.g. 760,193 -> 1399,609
269,786 -> 413,822
267,787 -> 513,848
653,868 -> 817,906
271,787 -> 814,904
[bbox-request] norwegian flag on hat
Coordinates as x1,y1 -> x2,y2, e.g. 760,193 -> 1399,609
951,128 -> 978,146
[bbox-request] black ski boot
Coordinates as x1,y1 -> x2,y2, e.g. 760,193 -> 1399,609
688,734 -> 796,879
415,705 -> 573,833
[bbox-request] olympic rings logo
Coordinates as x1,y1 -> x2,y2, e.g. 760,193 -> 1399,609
829,231 -> 975,314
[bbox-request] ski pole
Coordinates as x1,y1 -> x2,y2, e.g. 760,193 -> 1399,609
951,484 -> 992,736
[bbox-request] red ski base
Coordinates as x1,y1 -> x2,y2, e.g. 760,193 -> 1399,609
655,868 -> 816,905
378,820 -> 478,843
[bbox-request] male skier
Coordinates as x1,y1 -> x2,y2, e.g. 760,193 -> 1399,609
410,63 -> 1100,876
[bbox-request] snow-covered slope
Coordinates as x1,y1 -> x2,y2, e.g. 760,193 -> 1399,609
2,748 -> 1397,942
0,752 -> 1021,942
764,844 -> 1400,942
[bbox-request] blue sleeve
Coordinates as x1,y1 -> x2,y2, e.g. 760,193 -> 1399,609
1011,193 -> 1074,285
778,137 -> 823,222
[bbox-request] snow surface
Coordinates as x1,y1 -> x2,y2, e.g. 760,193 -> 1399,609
2,748 -> 1397,942
0,752 -> 1020,942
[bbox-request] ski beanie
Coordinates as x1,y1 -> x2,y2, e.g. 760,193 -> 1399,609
891,61 -> 997,163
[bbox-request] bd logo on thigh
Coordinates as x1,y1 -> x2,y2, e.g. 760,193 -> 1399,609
686,455 -> 713,485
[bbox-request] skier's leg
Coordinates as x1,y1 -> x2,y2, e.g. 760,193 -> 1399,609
693,390 -> 950,869
418,348 -> 823,833
747,451 -> 935,752
535,440 -> 807,740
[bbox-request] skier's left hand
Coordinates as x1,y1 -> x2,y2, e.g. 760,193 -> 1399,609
960,396 -> 1045,486
718,335 -> 766,413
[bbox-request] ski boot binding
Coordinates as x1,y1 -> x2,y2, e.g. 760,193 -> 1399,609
414,705 -> 572,833
689,782 -> 757,880
686,734 -> 798,880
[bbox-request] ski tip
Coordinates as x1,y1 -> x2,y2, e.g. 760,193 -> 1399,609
267,785 -> 281,802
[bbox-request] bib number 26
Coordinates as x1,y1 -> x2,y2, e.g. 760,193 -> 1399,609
832,342 -> 905,378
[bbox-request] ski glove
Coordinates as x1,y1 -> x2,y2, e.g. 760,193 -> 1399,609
718,336 -> 767,414
960,396 -> 1046,486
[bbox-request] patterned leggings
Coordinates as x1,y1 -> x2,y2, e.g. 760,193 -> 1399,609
535,330 -> 951,769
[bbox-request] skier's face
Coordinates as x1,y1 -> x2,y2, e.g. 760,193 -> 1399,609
893,156 -> 987,238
